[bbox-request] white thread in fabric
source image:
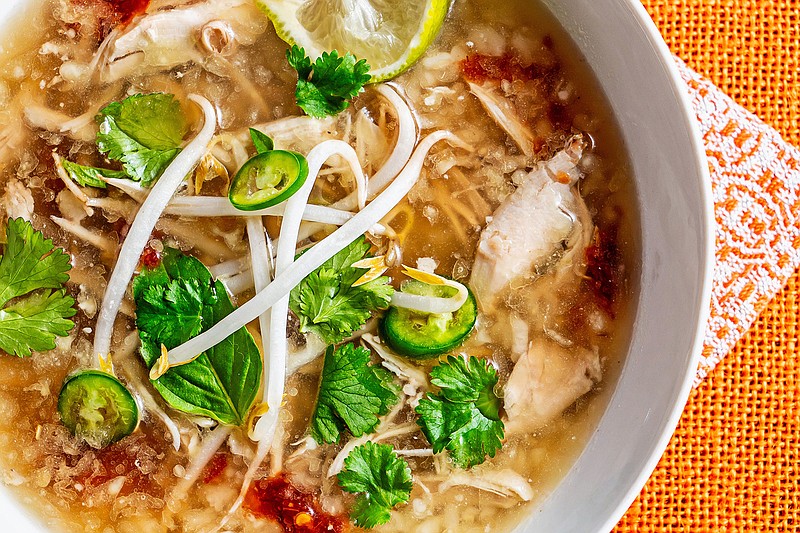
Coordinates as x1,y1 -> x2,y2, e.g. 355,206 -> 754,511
675,59 -> 800,385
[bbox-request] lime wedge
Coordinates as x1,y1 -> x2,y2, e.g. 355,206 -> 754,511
256,0 -> 450,82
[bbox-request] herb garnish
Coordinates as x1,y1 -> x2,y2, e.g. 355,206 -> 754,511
133,248 -> 262,425
0,218 -> 75,357
311,343 -> 398,444
338,441 -> 413,528
96,93 -> 188,187
290,237 -> 393,344
287,45 -> 371,118
60,160 -> 127,189
61,93 -> 187,188
416,355 -> 505,468
249,128 -> 274,154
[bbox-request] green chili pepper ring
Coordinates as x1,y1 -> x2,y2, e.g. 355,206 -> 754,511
380,282 -> 478,359
58,370 -> 139,449
229,150 -> 309,210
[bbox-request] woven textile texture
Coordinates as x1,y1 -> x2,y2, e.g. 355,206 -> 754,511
616,1 -> 800,531
674,59 -> 800,384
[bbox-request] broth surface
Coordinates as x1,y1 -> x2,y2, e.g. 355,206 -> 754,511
0,0 -> 638,531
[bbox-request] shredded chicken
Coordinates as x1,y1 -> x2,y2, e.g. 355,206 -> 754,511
362,333 -> 428,402
51,216 -> 118,254
22,103 -> 96,142
469,82 -> 538,157
56,189 -> 89,222
438,468 -> 534,501
102,0 -> 267,82
286,333 -> 328,374
0,119 -> 25,171
236,115 -> 342,157
469,136 -> 590,309
326,419 -> 417,478
504,338 -> 601,435
1,179 -> 34,221
113,331 -> 184,451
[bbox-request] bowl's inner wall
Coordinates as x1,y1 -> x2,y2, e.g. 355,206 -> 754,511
517,0 -> 710,531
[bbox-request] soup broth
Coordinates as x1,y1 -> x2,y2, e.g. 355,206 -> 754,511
0,0 -> 638,532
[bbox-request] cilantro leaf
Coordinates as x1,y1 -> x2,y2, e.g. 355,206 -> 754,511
249,128 -> 274,154
0,218 -> 72,306
61,160 -> 127,189
96,93 -> 187,187
133,249 -> 262,425
135,279 -> 211,349
338,441 -> 413,528
290,237 -> 393,344
311,343 -> 398,444
0,218 -> 75,357
0,290 -> 76,358
416,355 -> 505,469
286,45 -> 312,79
287,45 -> 371,118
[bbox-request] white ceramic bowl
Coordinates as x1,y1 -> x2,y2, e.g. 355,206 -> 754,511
0,0 -> 713,531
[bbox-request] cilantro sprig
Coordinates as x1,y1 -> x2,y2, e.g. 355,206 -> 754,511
416,355 -> 505,469
0,218 -> 75,357
289,237 -> 393,344
63,93 -> 187,189
96,93 -> 187,186
60,160 -> 127,189
311,343 -> 398,444
287,45 -> 371,118
338,441 -> 413,528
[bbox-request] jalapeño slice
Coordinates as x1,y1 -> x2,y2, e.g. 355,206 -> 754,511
380,280 -> 478,359
229,150 -> 309,210
58,370 -> 139,449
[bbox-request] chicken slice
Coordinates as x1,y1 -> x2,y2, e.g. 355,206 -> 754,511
503,339 -> 601,435
103,0 -> 267,82
438,468 -> 534,501
1,179 -> 34,221
469,136 -> 588,309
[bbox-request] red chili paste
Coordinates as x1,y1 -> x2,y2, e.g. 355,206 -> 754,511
244,473 -> 347,533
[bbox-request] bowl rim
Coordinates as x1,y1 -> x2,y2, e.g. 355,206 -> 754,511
595,1 -> 715,530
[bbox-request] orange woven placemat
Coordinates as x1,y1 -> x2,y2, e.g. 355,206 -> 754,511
615,1 -> 800,531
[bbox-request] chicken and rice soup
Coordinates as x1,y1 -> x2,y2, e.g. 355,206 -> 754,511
0,0 -> 637,531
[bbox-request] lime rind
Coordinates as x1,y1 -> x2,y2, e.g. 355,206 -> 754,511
256,0 -> 450,82
257,1 -> 321,55
372,0 -> 450,81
